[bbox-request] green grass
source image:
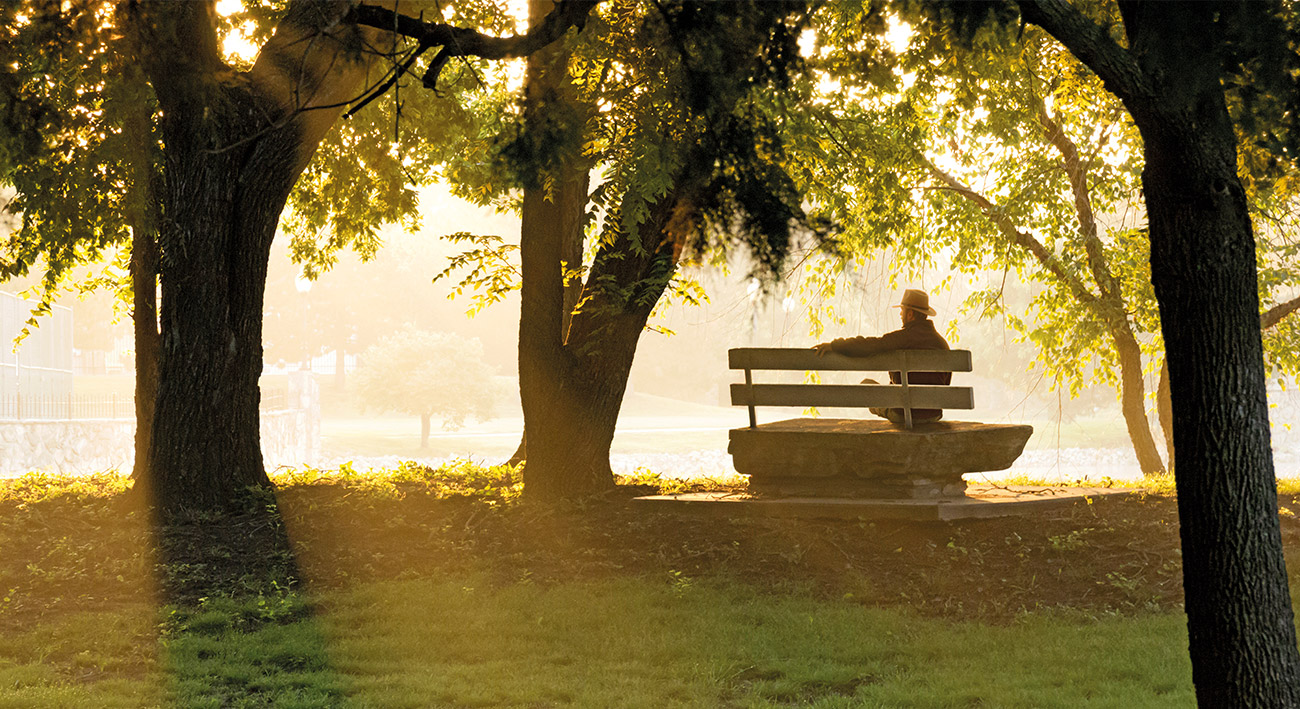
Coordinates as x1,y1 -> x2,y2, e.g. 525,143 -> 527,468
0,467 -> 1264,708
0,577 -> 1195,708
319,577 -> 1193,709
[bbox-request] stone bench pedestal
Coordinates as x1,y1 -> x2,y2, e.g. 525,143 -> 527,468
729,418 -> 1034,499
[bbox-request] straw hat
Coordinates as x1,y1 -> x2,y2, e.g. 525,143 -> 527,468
892,289 -> 936,316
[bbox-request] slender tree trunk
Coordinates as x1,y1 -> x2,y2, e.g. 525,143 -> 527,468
130,218 -> 160,481
1111,327 -> 1165,475
119,47 -> 161,483
1157,358 -> 1174,472
1122,6 -> 1300,702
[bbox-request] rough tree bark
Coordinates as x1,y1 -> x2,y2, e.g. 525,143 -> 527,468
1157,295 -> 1300,478
131,1 -> 385,514
1018,1 -> 1300,703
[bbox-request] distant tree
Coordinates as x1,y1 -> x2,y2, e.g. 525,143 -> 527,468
353,329 -> 496,449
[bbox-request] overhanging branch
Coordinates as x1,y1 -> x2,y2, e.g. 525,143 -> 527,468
347,0 -> 600,90
1034,95 -> 1124,304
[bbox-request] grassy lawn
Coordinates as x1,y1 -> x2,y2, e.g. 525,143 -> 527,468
3,467 -> 1292,707
3,577 -> 1193,708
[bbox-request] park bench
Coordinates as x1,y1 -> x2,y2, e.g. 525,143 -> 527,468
728,347 -> 1033,499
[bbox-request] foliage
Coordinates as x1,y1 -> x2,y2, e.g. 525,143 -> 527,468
0,0 -> 153,325
436,0 -> 836,334
431,232 -> 521,318
0,0 -> 514,327
273,459 -> 524,503
790,3 -> 1300,422
351,327 -> 496,429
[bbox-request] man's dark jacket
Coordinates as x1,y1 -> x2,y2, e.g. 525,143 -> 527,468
827,318 -> 952,420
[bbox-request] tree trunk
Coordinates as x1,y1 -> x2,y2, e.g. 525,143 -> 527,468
520,206 -> 680,500
514,19 -> 685,498
517,169 -> 612,497
119,12 -> 161,484
129,216 -> 160,482
133,1 -> 389,516
420,412 -> 431,449
1111,327 -> 1165,475
1019,2 -> 1300,700
148,136 -> 290,511
505,0 -> 588,470
1122,6 -> 1300,703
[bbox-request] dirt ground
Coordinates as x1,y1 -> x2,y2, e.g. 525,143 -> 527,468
7,478 -> 1300,625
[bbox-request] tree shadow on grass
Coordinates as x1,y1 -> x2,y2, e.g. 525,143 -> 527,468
152,488 -> 349,708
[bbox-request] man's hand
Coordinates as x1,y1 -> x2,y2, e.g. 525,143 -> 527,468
812,342 -> 836,357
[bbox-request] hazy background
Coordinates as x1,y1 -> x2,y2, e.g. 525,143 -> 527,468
13,185 -> 1300,481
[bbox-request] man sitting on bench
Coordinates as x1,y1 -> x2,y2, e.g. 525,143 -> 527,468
812,289 -> 952,425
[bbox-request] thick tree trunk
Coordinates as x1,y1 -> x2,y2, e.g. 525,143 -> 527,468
1111,327 -> 1165,475
514,23 -> 683,498
517,170 -> 612,497
521,236 -> 678,499
1124,7 -> 1300,703
505,0 -> 588,470
148,133 -> 294,511
133,0 -> 389,516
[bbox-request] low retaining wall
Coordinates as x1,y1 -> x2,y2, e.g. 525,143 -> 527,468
0,419 -> 134,474
0,410 -> 320,476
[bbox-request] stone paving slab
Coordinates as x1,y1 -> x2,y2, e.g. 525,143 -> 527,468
632,484 -> 1134,522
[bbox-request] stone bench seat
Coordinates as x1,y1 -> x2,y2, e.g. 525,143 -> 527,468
729,348 -> 1032,499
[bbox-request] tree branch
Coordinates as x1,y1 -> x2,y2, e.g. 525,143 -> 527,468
919,153 -> 1101,308
1014,0 -> 1151,110
1033,95 -> 1124,304
1262,294 -> 1300,330
347,0 -> 600,90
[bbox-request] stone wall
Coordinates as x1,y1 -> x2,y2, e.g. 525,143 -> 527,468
0,419 -> 135,474
0,408 -> 320,477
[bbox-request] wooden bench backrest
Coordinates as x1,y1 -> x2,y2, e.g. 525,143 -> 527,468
728,347 -> 975,430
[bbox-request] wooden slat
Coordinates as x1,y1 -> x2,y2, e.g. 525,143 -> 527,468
730,383 -> 975,410
728,347 -> 972,373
